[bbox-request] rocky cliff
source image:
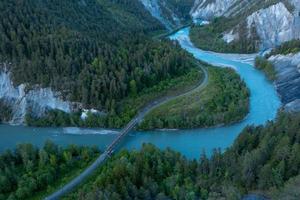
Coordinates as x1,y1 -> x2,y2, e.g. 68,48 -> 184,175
0,65 -> 71,124
139,0 -> 178,30
139,0 -> 193,30
190,0 -> 300,50
245,2 -> 300,49
190,0 -> 237,20
268,52 -> 300,112
0,63 -> 104,124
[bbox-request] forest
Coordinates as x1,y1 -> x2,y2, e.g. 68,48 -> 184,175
190,17 -> 259,54
255,57 -> 276,81
266,39 -> 300,58
0,0 -> 196,119
1,0 -> 300,199
64,112 -> 300,200
254,39 -> 300,82
25,67 -> 203,128
1,112 -> 300,199
189,0 -> 294,54
27,65 -> 249,130
139,66 -> 249,129
0,141 -> 99,200
0,100 -> 12,123
158,0 -> 194,25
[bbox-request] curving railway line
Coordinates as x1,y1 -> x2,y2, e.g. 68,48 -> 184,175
45,64 -> 208,200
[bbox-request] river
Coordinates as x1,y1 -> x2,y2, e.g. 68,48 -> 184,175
0,27 -> 281,159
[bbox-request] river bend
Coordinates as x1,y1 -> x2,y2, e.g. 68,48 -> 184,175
0,27 -> 281,159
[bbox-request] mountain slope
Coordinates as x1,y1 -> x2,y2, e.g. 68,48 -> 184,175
269,51 -> 300,112
255,40 -> 300,112
190,0 -> 300,51
139,0 -> 194,30
190,0 -> 237,20
0,0 -> 196,124
190,0 -> 295,19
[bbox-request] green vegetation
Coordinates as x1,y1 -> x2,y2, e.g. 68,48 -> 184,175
2,113 -> 300,199
159,0 -> 194,25
266,39 -> 300,58
139,66 -> 249,129
189,0 -> 295,54
270,175 -> 300,200
227,0 -> 295,17
270,175 -> 300,199
26,66 -> 249,130
26,68 -> 203,128
255,57 -> 276,81
0,100 -> 12,123
255,39 -> 300,81
25,110 -> 79,127
0,141 -> 99,200
0,0 -> 198,120
107,68 -> 203,128
190,17 -> 259,53
64,112 -> 300,200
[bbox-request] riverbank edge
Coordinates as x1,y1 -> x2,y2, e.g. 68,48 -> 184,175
138,66 -> 250,131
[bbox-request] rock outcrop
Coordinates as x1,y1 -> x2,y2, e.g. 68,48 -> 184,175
246,2 -> 299,49
231,1 -> 300,50
222,30 -> 239,43
268,52 -> 300,112
190,0 -> 300,50
0,65 -> 71,124
139,0 -> 180,30
190,0 -> 237,20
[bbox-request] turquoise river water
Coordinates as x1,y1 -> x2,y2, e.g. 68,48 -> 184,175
0,27 -> 281,159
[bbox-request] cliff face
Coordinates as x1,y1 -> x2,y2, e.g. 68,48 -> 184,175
0,66 -> 71,124
190,0 -> 300,50
246,2 -> 299,49
139,0 -> 179,30
139,0 -> 194,30
268,52 -> 300,112
190,0 -> 238,20
190,0 -> 300,112
139,0 -> 187,30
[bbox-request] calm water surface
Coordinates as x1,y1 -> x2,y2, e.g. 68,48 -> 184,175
0,28 -> 281,159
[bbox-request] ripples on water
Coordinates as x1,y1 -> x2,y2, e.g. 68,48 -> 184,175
62,127 -> 118,135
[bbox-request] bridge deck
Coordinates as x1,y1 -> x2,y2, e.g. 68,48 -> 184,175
45,64 -> 208,200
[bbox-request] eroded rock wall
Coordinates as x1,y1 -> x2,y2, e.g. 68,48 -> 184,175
268,52 -> 300,112
191,0 -> 300,50
139,0 -> 181,30
190,0 -> 237,20
0,65 -> 71,124
246,2 -> 299,49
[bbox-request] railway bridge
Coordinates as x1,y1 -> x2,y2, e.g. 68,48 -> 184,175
45,64 -> 208,200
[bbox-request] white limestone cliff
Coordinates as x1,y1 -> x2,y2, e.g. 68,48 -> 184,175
190,0 -> 237,20
191,0 -> 300,49
0,67 -> 71,124
268,52 -> 300,112
246,2 -> 298,49
223,30 -> 239,43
